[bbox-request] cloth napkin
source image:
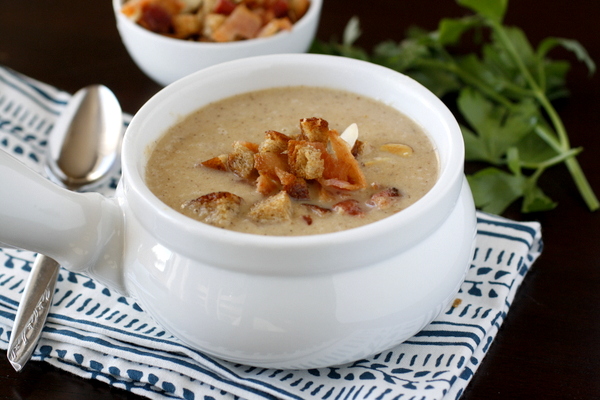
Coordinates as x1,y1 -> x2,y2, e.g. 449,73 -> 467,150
0,65 -> 543,400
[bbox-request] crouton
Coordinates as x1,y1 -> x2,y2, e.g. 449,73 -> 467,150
256,174 -> 280,196
275,168 -> 310,200
299,117 -> 329,143
228,141 -> 258,179
254,151 -> 288,180
199,154 -> 228,171
287,140 -> 326,180
182,191 -> 243,227
248,190 -> 292,223
172,13 -> 202,39
258,130 -> 291,154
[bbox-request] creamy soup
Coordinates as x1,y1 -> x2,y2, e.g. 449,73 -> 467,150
145,86 -> 438,236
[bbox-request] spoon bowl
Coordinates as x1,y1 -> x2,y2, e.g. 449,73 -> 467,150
46,85 -> 123,190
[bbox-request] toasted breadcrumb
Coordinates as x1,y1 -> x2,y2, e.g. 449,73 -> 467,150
199,154 -> 228,171
288,140 -> 325,180
228,141 -> 258,179
249,190 -> 292,223
299,117 -> 330,143
258,130 -> 291,154
182,191 -> 242,227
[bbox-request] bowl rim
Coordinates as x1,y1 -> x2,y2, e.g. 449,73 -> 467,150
121,53 -> 465,257
112,0 -> 323,49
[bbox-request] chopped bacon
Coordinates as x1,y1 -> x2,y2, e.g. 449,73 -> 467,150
256,174 -> 280,195
212,4 -> 263,42
302,215 -> 313,225
197,117 -> 387,226
270,0 -> 290,18
122,0 -> 310,42
254,151 -> 289,180
320,130 -> 367,191
214,0 -> 237,15
368,187 -> 402,210
199,154 -> 228,171
302,203 -> 332,217
332,199 -> 365,217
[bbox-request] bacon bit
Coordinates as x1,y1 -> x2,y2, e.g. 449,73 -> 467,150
302,203 -> 332,217
199,154 -> 228,171
299,117 -> 329,143
332,199 -> 365,217
302,215 -> 313,225
271,0 -> 290,18
214,0 -> 237,15
212,4 -> 263,42
200,117 -> 380,226
320,130 -> 367,191
254,151 -> 289,180
380,143 -> 414,157
256,174 -> 280,195
275,168 -> 310,200
140,3 -> 174,33
122,0 -> 309,41
182,191 -> 242,227
368,187 -> 402,210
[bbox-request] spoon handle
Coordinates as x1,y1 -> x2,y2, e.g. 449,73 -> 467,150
7,255 -> 60,371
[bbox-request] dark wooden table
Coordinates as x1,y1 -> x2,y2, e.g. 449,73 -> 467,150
1,1 -> 599,399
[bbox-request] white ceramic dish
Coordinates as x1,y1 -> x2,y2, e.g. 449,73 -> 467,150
0,54 -> 477,369
112,0 -> 323,86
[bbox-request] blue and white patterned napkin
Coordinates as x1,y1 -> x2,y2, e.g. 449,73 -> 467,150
0,66 -> 543,400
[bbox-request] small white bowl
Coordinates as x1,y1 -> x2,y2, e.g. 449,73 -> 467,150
112,0 -> 323,86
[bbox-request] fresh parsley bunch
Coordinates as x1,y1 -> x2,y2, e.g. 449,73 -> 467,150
311,0 -> 597,215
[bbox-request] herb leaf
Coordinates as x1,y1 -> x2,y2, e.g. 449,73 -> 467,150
311,0 -> 598,215
457,0 -> 507,23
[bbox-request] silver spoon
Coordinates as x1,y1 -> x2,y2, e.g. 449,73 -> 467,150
7,85 -> 123,371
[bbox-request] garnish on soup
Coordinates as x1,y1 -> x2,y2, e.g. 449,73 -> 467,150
145,86 -> 438,236
121,0 -> 310,42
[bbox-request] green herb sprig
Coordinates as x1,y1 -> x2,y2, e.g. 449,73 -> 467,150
311,0 -> 597,215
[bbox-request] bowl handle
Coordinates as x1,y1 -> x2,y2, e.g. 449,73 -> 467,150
0,150 -> 127,293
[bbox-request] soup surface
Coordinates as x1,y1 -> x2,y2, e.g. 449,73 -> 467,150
145,86 -> 438,236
